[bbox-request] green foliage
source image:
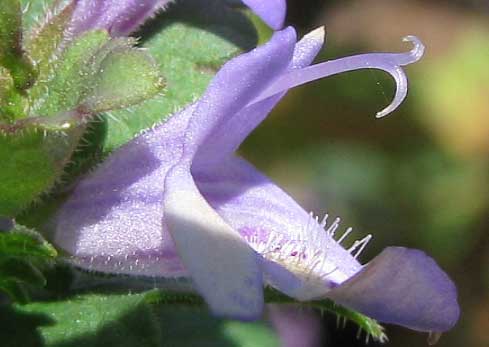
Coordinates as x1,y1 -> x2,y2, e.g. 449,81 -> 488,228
0,0 -> 37,92
3,292 -> 280,347
147,288 -> 388,343
0,224 -> 57,303
4,294 -> 160,347
30,30 -> 110,116
154,305 -> 279,347
1,4 -> 165,216
30,30 -> 165,117
0,0 -> 36,122
25,2 -> 77,92
82,42 -> 165,113
0,122 -> 84,216
19,0 -> 57,32
0,67 -> 29,121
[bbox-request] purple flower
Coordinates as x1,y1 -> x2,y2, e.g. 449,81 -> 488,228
241,0 -> 286,29
69,0 -> 286,37
70,0 -> 174,37
53,27 -> 459,332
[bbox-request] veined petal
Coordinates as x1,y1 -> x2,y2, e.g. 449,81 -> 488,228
183,27 -> 296,161
326,247 -> 460,332
70,0 -> 173,36
242,0 -> 286,30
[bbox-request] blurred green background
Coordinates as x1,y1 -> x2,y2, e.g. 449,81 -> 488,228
241,0 -> 489,346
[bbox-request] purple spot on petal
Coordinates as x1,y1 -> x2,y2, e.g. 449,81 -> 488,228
239,226 -> 271,243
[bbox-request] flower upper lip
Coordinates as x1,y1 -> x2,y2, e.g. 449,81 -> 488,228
53,26 -> 459,331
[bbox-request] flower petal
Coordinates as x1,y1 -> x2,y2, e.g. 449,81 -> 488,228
195,27 -> 325,165
242,0 -> 286,30
70,0 -> 173,36
183,27 -> 296,161
54,28 -> 298,319
162,28 -> 300,319
163,164 -> 264,320
195,156 -> 362,299
326,247 -> 460,332
53,105 -> 195,277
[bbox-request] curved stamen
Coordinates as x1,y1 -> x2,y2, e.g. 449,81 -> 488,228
350,234 -> 372,259
251,36 -> 425,118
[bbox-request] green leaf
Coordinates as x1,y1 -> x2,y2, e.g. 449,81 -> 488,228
0,129 -> 59,216
19,0 -> 57,32
0,280 -> 30,304
0,120 -> 84,216
82,44 -> 165,113
0,224 -> 57,259
7,294 -> 162,347
0,0 -> 37,91
4,292 -> 279,347
263,289 -> 388,343
153,304 -> 279,347
0,67 -> 29,121
25,2 -> 76,89
2,29 -> 163,214
0,224 -> 57,303
0,258 -> 46,288
146,288 -> 388,343
101,0 -> 258,152
31,31 -> 164,118
29,30 -> 111,116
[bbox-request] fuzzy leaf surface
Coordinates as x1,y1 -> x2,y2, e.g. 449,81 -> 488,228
0,224 -> 57,303
0,0 -> 37,91
3,291 -> 279,347
0,121 -> 84,216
